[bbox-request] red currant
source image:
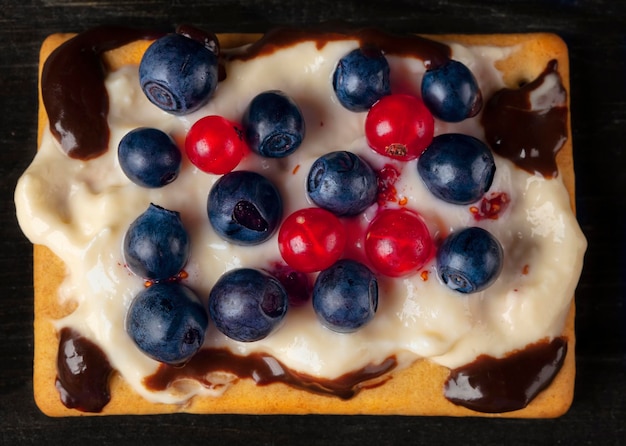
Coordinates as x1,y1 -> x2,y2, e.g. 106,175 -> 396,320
185,115 -> 246,174
365,94 -> 434,161
278,208 -> 346,273
365,208 -> 434,277
268,262 -> 312,306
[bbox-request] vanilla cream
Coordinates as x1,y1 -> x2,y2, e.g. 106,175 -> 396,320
15,37 -> 586,405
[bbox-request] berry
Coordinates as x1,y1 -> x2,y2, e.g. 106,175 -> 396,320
242,90 -> 305,158
208,268 -> 288,342
365,94 -> 434,161
126,282 -> 208,365
365,208 -> 434,277
417,133 -> 496,205
278,208 -> 346,273
313,259 -> 378,333
376,164 -> 401,205
268,263 -> 312,306
470,192 -> 510,221
207,170 -> 282,245
332,46 -> 391,112
123,204 -> 190,281
307,151 -> 378,216
436,227 -> 503,293
118,128 -> 181,188
421,59 -> 482,122
185,115 -> 246,174
139,33 -> 218,115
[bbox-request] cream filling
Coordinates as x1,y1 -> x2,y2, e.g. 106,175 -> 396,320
15,39 -> 586,404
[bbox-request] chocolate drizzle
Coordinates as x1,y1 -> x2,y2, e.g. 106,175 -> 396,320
444,337 -> 568,413
41,26 -> 163,160
226,27 -> 451,68
55,327 -> 113,413
144,348 -> 397,400
482,60 -> 568,178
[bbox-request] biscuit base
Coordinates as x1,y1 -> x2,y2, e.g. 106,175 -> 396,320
33,32 -> 576,417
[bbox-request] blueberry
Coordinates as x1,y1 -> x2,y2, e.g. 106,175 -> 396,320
139,33 -> 218,115
333,47 -> 391,112
307,151 -> 378,216
417,133 -> 496,205
118,128 -> 181,188
123,204 -> 190,281
126,282 -> 208,365
242,90 -> 305,158
421,59 -> 482,122
436,227 -> 503,294
312,259 -> 378,333
207,171 -> 282,245
208,268 -> 288,342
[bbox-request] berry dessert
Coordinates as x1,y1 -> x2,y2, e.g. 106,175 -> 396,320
15,26 -> 586,417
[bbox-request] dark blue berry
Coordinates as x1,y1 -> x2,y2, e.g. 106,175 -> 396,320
126,282 -> 208,365
421,59 -> 482,122
123,204 -> 190,281
242,90 -> 305,158
208,268 -> 288,342
307,151 -> 377,216
312,259 -> 378,333
436,227 -> 503,294
417,133 -> 495,205
139,33 -> 218,115
207,171 -> 282,245
333,47 -> 391,112
118,128 -> 181,188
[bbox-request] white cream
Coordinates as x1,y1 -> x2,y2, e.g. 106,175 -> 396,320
15,38 -> 586,405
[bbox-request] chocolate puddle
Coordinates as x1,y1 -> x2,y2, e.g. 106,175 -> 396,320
41,26 -> 163,160
444,337 -> 567,413
482,60 -> 568,178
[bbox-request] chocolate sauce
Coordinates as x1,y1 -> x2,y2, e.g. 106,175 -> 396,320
444,337 -> 567,413
482,60 -> 568,178
144,348 -> 397,400
55,327 -> 113,413
41,26 -> 163,160
227,27 -> 451,68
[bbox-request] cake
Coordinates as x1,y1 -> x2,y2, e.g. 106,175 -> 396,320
14,26 -> 587,417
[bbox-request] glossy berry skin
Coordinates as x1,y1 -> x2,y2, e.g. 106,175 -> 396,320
417,133 -> 496,205
307,151 -> 378,216
313,259 -> 378,333
126,282 -> 208,365
421,59 -> 482,122
118,128 -> 181,188
123,204 -> 190,281
185,116 -> 246,174
278,208 -> 346,273
242,90 -> 305,158
139,33 -> 218,115
436,227 -> 503,294
208,268 -> 288,342
332,47 -> 391,112
365,94 -> 435,161
365,208 -> 434,277
207,170 -> 282,245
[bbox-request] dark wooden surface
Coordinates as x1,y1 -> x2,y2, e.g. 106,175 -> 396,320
1,1 -> 624,444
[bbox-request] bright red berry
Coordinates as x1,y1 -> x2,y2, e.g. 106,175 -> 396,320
365,94 -> 434,161
185,115 -> 246,174
365,208 -> 434,277
278,208 -> 346,273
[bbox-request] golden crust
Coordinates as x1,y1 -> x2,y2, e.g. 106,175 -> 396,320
34,32 -> 575,417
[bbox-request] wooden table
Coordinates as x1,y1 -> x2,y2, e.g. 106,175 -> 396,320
1,1 -> 624,444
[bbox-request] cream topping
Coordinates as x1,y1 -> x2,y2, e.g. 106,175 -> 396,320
15,38 -> 586,404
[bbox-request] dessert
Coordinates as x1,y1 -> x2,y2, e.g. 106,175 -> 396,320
15,26 -> 586,417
